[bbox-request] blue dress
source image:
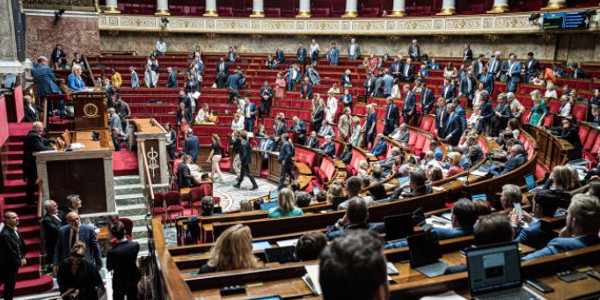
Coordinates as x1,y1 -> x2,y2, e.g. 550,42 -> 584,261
364,112 -> 377,143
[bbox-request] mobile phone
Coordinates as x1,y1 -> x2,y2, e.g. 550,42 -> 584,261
525,278 -> 554,293
514,202 -> 523,222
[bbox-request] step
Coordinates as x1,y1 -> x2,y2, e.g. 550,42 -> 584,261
17,263 -> 41,280
5,169 -> 24,180
7,141 -> 23,151
24,237 -> 41,251
115,193 -> 147,206
0,274 -> 54,296
116,203 -> 149,217
136,237 -> 150,253
114,184 -> 145,196
131,225 -> 149,240
5,160 -> 23,171
6,150 -> 23,160
126,214 -> 150,227
5,202 -> 37,216
3,178 -> 35,193
114,175 -> 142,185
1,191 -> 27,204
18,224 -> 40,238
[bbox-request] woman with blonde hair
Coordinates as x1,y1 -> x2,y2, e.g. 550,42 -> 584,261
349,116 -> 363,147
68,64 -> 86,91
543,165 -> 578,193
195,103 -> 210,124
57,242 -> 103,299
268,188 -> 304,218
545,82 -> 558,99
527,90 -> 548,127
326,184 -> 345,204
445,152 -> 464,178
206,134 -> 224,183
558,95 -> 573,117
274,72 -> 286,99
198,224 -> 257,273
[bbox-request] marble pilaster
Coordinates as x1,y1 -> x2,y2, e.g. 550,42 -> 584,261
0,0 -> 23,74
488,0 -> 509,13
297,0 -> 310,18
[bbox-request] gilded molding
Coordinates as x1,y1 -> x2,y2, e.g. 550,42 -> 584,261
98,10 -> 600,35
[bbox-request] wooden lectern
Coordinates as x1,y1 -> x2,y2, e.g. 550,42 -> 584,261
72,92 -> 109,130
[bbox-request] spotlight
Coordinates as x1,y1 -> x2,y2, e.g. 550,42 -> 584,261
529,13 -> 541,25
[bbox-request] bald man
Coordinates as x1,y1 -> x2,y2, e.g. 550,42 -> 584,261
23,122 -> 57,204
53,212 -> 102,274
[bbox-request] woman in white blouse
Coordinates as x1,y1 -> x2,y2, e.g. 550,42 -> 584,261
328,82 -> 340,94
473,82 -> 486,107
326,92 -> 338,123
545,82 -> 558,99
195,103 -> 210,124
391,79 -> 402,99
558,95 -> 572,117
231,111 -> 245,134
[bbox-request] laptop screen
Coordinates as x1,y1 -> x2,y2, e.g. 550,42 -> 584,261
260,201 -> 278,211
264,246 -> 298,264
269,190 -> 278,200
407,232 -> 442,268
312,187 -> 320,196
472,194 -> 487,202
467,242 -> 522,295
384,213 -> 415,242
525,174 -> 536,191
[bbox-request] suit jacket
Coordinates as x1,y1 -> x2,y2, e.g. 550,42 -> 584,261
340,94 -> 353,106
402,64 -> 415,81
274,122 -> 287,138
397,130 -> 410,143
390,62 -> 403,77
408,45 -> 420,61
500,154 -> 526,175
296,47 -> 307,62
403,92 -> 417,115
305,137 -> 319,149
286,68 -> 301,84
441,84 -> 456,100
373,77 -> 385,96
445,113 -> 463,145
109,113 -> 123,133
167,71 -> 178,88
463,48 -> 473,62
455,106 -> 467,132
319,125 -> 335,138
363,75 -> 375,93
506,61 -> 522,83
290,120 -> 307,134
479,73 -> 495,93
341,74 -> 352,87
347,43 -> 361,57
0,226 -> 26,269
215,61 -> 229,75
321,142 -> 336,157
433,227 -> 471,240
385,104 -> 400,127
468,144 -> 484,165
32,65 -> 61,97
300,82 -> 313,99
312,106 -> 324,129
227,74 -> 240,91
278,141 -> 295,163
371,140 -> 387,157
329,47 -> 340,64
107,240 -> 141,290
522,234 -> 600,260
472,60 -> 485,77
276,50 -> 286,64
260,86 -> 273,100
68,74 -> 86,91
177,162 -> 194,188
515,220 -> 558,250
23,130 -> 54,174
421,88 -> 435,114
258,138 -> 274,159
570,68 -> 590,79
525,59 -> 539,75
487,57 -> 502,74
42,213 -> 64,260
435,107 -> 449,136
244,102 -> 257,121
24,103 -> 41,122
459,77 -> 477,98
184,135 -> 200,160
240,140 -> 252,166
54,224 -> 102,266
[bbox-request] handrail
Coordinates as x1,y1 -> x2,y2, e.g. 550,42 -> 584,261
36,179 -> 44,218
83,54 -> 98,89
140,142 -> 155,203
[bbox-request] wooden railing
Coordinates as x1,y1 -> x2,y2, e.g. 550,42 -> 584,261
36,179 -> 44,218
140,142 -> 155,213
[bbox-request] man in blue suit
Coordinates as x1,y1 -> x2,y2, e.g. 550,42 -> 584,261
420,82 -> 435,115
390,57 -> 403,79
53,212 -> 102,273
227,71 -> 240,92
243,100 -> 257,132
340,89 -> 353,107
452,98 -> 467,133
370,134 -> 387,157
167,66 -> 177,88
490,145 -> 526,176
286,64 -> 301,91
277,133 -> 295,190
524,52 -> 539,83
443,104 -> 463,146
384,97 -> 399,136
328,43 -> 339,65
258,134 -> 275,161
300,77 -> 313,99
506,54 -> 521,93
513,191 -> 560,249
479,66 -> 495,94
402,85 -> 417,125
522,194 -> 600,260
477,91 -> 494,134
320,135 -> 336,157
32,56 -> 63,116
215,57 -> 229,88
296,42 -> 307,66
184,128 -> 200,163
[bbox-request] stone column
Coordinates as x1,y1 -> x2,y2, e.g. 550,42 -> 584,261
296,0 -> 311,18
0,0 -> 23,74
437,0 -> 456,15
487,0 -> 509,13
390,0 -> 405,17
155,0 -> 170,15
104,0 -> 121,13
204,0 -> 218,17
543,0 -> 567,10
250,0 -> 265,17
342,0 -> 358,18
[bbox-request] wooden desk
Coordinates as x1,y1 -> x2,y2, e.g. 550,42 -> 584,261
249,149 -> 265,178
267,152 -> 281,182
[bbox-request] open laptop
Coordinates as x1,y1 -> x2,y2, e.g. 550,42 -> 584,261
260,201 -> 278,211
525,174 -> 538,192
407,232 -> 448,278
368,184 -> 388,200
331,196 -> 348,210
467,242 -> 545,300
264,246 -> 298,264
412,207 -> 432,231
472,194 -> 487,202
269,190 -> 278,200
384,213 -> 415,244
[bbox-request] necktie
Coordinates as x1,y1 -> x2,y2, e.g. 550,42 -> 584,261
387,105 -> 392,119
491,60 -> 497,73
405,65 -> 409,76
467,79 -> 472,93
70,229 -> 78,249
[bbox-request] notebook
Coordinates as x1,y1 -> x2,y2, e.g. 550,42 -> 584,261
384,213 -> 415,244
407,232 -> 448,278
467,242 -> 545,300
276,238 -> 298,247
264,246 -> 298,264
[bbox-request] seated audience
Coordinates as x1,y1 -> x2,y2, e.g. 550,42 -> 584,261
320,135 -> 336,157
268,188 -> 304,218
295,232 -> 327,261
390,168 -> 432,200
512,190 -> 561,249
339,143 -> 353,165
542,165 -> 579,193
305,131 -> 319,149
338,176 -> 374,210
295,192 -> 312,208
491,145 -> 527,176
500,184 -> 522,210
370,134 -> 387,157
198,224 -> 257,273
325,197 -> 385,240
200,196 -> 216,216
445,152 -> 464,177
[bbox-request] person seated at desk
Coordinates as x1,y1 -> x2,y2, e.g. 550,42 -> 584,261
320,135 -> 336,157
390,168 -> 432,201
257,134 -> 274,160
290,116 -> 307,145
389,124 -> 410,145
445,152 -> 464,178
305,131 -> 319,149
556,117 -> 582,160
177,155 -> 195,189
198,224 -> 257,274
490,145 -> 526,176
370,134 -> 387,157
422,151 -> 442,170
295,232 -> 327,262
325,197 -> 385,240
380,155 -> 403,178
339,143 -> 353,165
268,188 -> 304,218
427,166 -> 444,182
522,194 -> 600,260
338,176 -> 375,210
542,165 -> 579,193
318,120 -> 335,138
511,190 -> 561,250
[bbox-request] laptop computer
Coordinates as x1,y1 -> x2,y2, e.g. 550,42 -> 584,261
269,190 -> 278,200
467,242 -> 545,300
264,246 -> 298,264
472,194 -> 488,202
260,201 -> 278,211
407,232 -> 448,278
331,196 -> 348,210
384,213 -> 415,244
312,187 -> 320,196
525,174 -> 538,192
368,185 -> 388,200
411,207 -> 432,231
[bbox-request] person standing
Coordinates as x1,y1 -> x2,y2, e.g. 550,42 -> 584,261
233,131 -> 259,190
328,43 -> 340,65
130,66 -> 139,89
57,242 -> 103,300
165,122 -> 177,160
53,212 -> 103,274
243,100 -> 257,133
277,133 -> 295,190
215,57 -> 229,88
402,85 -> 416,126
184,128 -> 200,163
347,38 -> 361,60
206,134 -> 225,183
32,56 -> 63,117
383,97 -> 399,136
107,221 -> 140,300
409,39 -> 421,62
23,122 -> 57,204
155,37 -> 167,56
41,200 -> 64,271
296,42 -> 307,67
0,211 -> 27,300
260,81 -> 273,116
309,39 -> 320,65
167,66 -> 178,88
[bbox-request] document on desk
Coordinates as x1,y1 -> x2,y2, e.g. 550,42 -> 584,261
419,291 -> 467,300
252,241 -> 272,251
471,170 -> 488,177
276,238 -> 298,247
303,264 -> 322,295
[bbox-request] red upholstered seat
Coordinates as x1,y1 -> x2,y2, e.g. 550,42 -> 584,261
295,147 -> 316,168
543,115 -> 554,127
407,130 -> 418,147
579,126 -> 590,146
110,217 -> 134,245
414,134 -> 427,156
420,116 -> 434,132
189,187 -> 205,215
547,100 -> 561,114
572,104 -> 588,121
165,191 -> 184,226
152,192 -> 166,216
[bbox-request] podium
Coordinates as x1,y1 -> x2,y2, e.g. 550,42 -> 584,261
249,150 -> 265,177
267,152 -> 281,182
72,92 -> 109,130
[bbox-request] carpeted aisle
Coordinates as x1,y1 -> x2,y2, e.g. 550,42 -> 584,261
113,150 -> 139,176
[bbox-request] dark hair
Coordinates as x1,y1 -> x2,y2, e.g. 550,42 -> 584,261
345,176 -> 362,197
319,230 -> 386,300
533,191 -> 561,217
409,168 -> 427,187
474,200 -> 492,216
200,196 -> 215,216
316,190 -> 328,202
474,214 -> 513,246
295,232 -> 327,261
290,181 -> 301,192
110,221 -> 126,240
295,192 -> 312,208
589,181 -> 600,199
452,199 -> 478,230
346,197 -> 368,225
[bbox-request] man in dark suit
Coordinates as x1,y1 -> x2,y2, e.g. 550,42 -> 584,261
402,85 -> 417,125
234,131 -> 259,190
32,56 -> 63,116
215,57 -> 229,88
0,211 -> 27,300
514,191 -> 560,249
472,54 -> 486,78
492,145 -> 527,176
23,95 -> 42,122
275,48 -> 286,64
390,57 -> 403,79
167,66 -> 178,88
459,70 -> 477,101
311,103 -> 324,134
296,42 -> 307,66
443,104 -> 463,146
277,133 -> 295,190
435,98 -> 449,139
452,98 -> 467,134
524,52 -> 539,83
465,135 -> 484,167
227,70 -> 240,92
53,212 -> 102,274
487,51 -> 503,80
441,78 -> 456,101
408,39 -> 420,62
260,81 -> 273,116
177,155 -> 194,188
300,77 -> 313,99
41,200 -> 64,270
522,194 -> 600,260
506,54 -> 521,93
477,91 -> 494,134
305,131 -> 319,149
184,128 -> 199,163
320,135 -> 336,157
23,122 -> 56,204
107,221 -> 141,300
420,82 -> 435,115
373,72 -> 385,97
290,116 -> 307,145
479,66 -> 495,94
51,44 -> 67,69
401,58 -> 414,82
243,100 -> 257,132
383,97 -> 399,136
569,63 -> 590,79
363,71 -> 375,97
463,43 -> 473,63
